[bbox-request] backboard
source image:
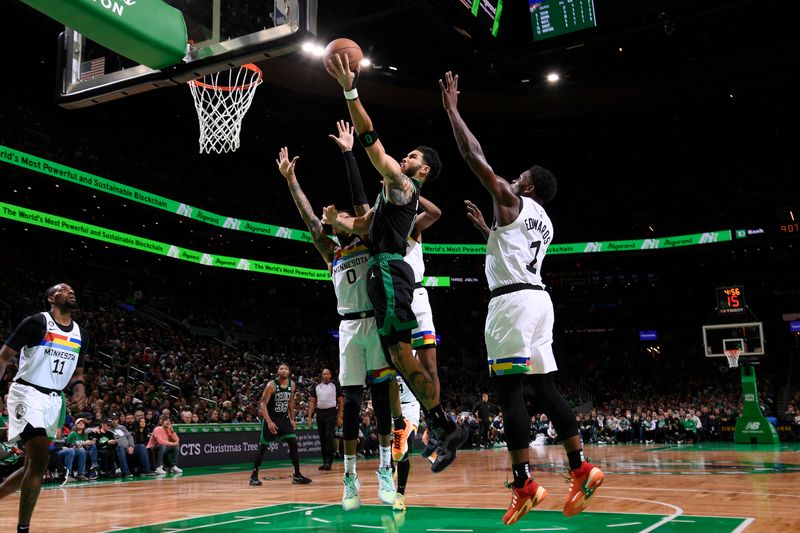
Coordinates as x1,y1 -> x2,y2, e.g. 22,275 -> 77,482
702,322 -> 765,358
57,0 -> 316,109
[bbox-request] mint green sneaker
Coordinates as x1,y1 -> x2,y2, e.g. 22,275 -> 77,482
376,467 -> 396,504
342,474 -> 361,511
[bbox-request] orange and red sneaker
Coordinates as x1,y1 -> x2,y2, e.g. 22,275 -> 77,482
392,418 -> 413,462
563,462 -> 604,517
502,477 -> 548,526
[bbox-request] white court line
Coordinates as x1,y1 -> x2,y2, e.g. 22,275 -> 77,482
607,523 -> 642,528
593,495 -> 682,533
671,520 -> 695,523
253,522 -> 271,525
731,518 -> 756,533
426,529 -> 474,532
311,517 -> 331,523
100,503 -> 287,532
520,528 -> 568,532
352,526 -> 386,530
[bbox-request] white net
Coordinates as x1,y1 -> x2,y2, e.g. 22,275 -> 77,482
188,64 -> 263,154
725,349 -> 740,368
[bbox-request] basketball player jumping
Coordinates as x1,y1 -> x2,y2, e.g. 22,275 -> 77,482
440,71 -> 604,525
323,54 -> 463,473
0,283 -> 88,533
275,127 -> 396,510
249,363 -> 311,485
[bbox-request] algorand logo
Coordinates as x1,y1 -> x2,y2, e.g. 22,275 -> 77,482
699,232 -> 719,244
176,204 -> 193,217
167,245 -> 180,258
584,242 -> 602,253
641,239 -> 659,250
237,259 -> 250,271
276,227 -> 293,239
224,217 -> 241,230
744,421 -> 761,431
200,254 -> 213,265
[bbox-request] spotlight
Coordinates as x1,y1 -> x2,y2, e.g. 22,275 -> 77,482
546,73 -> 560,83
360,58 -> 372,67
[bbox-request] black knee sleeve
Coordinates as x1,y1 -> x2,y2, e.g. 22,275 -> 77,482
342,385 -> 363,441
496,374 -> 530,450
370,380 -> 393,436
530,373 -> 578,440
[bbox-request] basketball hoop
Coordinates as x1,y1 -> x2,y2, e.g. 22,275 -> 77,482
725,348 -> 740,368
188,63 -> 263,154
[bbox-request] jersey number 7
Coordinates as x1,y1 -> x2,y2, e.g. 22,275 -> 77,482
527,241 -> 542,275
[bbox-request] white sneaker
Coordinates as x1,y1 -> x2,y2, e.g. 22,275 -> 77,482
154,466 -> 166,475
342,474 -> 361,511
376,467 -> 396,504
171,466 -> 183,474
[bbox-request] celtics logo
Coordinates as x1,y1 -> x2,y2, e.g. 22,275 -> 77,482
15,403 -> 27,420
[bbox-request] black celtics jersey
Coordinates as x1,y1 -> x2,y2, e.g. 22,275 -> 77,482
268,379 -> 293,419
367,178 -> 420,256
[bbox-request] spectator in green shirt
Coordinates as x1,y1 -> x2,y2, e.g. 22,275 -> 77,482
65,418 -> 97,480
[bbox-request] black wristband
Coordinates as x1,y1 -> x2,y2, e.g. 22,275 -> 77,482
358,131 -> 379,148
343,151 -> 369,206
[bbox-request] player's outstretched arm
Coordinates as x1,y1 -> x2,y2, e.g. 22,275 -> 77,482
329,120 -> 370,216
465,200 -> 490,241
322,205 -> 372,235
325,54 -> 410,202
275,147 -> 336,267
439,72 -> 516,207
414,196 -> 442,236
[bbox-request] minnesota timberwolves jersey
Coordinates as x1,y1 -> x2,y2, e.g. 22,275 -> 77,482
486,196 -> 554,291
15,312 -> 83,390
332,237 -> 372,315
404,237 -> 425,283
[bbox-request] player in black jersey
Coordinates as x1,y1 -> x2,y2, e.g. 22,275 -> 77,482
323,54 -> 463,473
249,364 -> 311,485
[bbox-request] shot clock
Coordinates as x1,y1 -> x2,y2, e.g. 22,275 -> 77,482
717,286 -> 745,315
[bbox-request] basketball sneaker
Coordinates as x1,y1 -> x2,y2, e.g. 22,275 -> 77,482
420,428 -> 438,458
563,461 -> 604,517
393,493 -> 406,513
376,467 -> 396,504
430,424 -> 463,473
392,417 -> 413,462
292,473 -> 312,485
249,476 -> 263,486
342,474 -> 361,511
502,477 -> 548,526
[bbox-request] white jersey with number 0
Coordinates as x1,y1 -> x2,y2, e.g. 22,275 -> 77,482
332,237 -> 372,315
15,312 -> 82,390
485,196 -> 553,291
405,237 -> 425,283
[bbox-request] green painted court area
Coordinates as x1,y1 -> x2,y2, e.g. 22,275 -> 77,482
108,503 -> 750,532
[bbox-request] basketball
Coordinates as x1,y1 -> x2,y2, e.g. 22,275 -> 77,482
323,38 -> 363,71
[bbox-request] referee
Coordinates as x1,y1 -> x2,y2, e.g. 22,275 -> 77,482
307,369 -> 343,470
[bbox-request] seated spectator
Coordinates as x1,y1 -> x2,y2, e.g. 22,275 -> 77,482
148,417 -> 182,475
0,441 -> 24,482
132,417 -> 155,475
65,418 -> 97,480
109,413 -> 135,478
180,410 -> 193,424
93,419 -> 119,477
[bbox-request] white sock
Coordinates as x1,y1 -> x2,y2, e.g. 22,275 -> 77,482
379,446 -> 391,469
344,454 -> 356,476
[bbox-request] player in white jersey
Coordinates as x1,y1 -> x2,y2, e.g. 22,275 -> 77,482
276,121 -> 395,511
441,72 -> 604,526
0,283 -> 88,533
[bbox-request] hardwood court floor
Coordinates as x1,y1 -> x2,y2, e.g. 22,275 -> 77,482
2,442 -> 799,532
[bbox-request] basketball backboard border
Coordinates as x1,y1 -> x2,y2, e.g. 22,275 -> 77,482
57,0 -> 317,109
702,321 -> 765,358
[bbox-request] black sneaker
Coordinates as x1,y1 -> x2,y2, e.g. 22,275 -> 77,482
431,424 -> 463,473
319,464 -> 332,471
292,473 -> 312,484
249,477 -> 263,486
420,429 -> 439,459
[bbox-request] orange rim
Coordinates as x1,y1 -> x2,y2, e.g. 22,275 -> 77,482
188,63 -> 263,91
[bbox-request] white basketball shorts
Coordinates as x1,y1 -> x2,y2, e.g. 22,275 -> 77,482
7,382 -> 64,443
339,317 -> 392,386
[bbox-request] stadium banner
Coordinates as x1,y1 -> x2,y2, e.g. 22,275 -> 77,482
0,201 -> 449,286
0,145 -> 732,255
174,423 -> 321,467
